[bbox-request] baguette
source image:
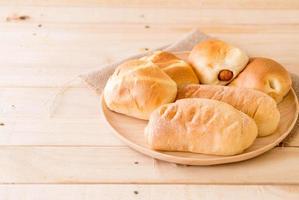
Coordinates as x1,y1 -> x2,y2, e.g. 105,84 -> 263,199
177,84 -> 280,136
145,98 -> 258,156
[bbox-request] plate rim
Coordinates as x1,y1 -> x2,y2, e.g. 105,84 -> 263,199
101,88 -> 299,165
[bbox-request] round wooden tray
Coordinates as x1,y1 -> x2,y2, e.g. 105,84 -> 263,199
101,88 -> 298,166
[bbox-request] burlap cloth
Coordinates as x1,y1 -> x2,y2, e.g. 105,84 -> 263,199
79,28 -> 299,145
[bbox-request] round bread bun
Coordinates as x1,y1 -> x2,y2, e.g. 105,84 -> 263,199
141,51 -> 199,87
188,39 -> 249,85
229,57 -> 292,103
103,59 -> 177,120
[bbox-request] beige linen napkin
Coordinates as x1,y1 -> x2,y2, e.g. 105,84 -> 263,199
79,28 -> 298,145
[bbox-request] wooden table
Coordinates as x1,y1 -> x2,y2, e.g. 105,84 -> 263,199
1,0 -> 299,199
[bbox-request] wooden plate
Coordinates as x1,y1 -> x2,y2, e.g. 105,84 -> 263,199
100,51 -> 299,165
101,88 -> 298,165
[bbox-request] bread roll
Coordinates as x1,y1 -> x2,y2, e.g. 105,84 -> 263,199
104,59 -> 177,120
141,51 -> 199,87
188,39 -> 249,85
229,57 -> 292,103
145,98 -> 258,156
177,84 -> 280,136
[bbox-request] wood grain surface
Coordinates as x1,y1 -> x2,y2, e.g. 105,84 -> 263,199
0,0 -> 299,198
1,185 -> 299,200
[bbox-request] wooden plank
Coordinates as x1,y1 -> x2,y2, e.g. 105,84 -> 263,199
0,86 -> 123,146
1,87 -> 298,146
0,87 -> 120,146
0,184 -> 299,200
0,6 -> 298,25
2,24 -> 299,51
0,147 -> 298,184
1,0 -> 299,9
1,26 -> 299,86
0,118 -> 123,146
2,25 -> 299,56
2,23 -> 299,35
0,87 -> 100,119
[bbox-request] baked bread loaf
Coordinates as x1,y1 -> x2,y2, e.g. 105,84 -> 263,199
177,84 -> 280,136
145,98 -> 258,156
104,59 -> 177,120
188,39 -> 249,85
141,51 -> 199,87
229,57 -> 292,103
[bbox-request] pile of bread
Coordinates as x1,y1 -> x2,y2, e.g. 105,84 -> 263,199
104,39 -> 292,156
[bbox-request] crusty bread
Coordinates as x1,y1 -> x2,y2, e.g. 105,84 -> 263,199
145,98 -> 258,156
229,57 -> 292,103
141,51 -> 199,87
188,39 -> 249,85
177,84 -> 280,136
104,59 -> 177,120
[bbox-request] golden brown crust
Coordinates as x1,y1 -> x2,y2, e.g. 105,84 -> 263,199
104,59 -> 177,120
177,84 -> 280,136
188,39 -> 249,85
229,57 -> 292,103
148,51 -> 178,65
190,39 -> 230,68
142,51 -> 199,87
145,98 -> 258,156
